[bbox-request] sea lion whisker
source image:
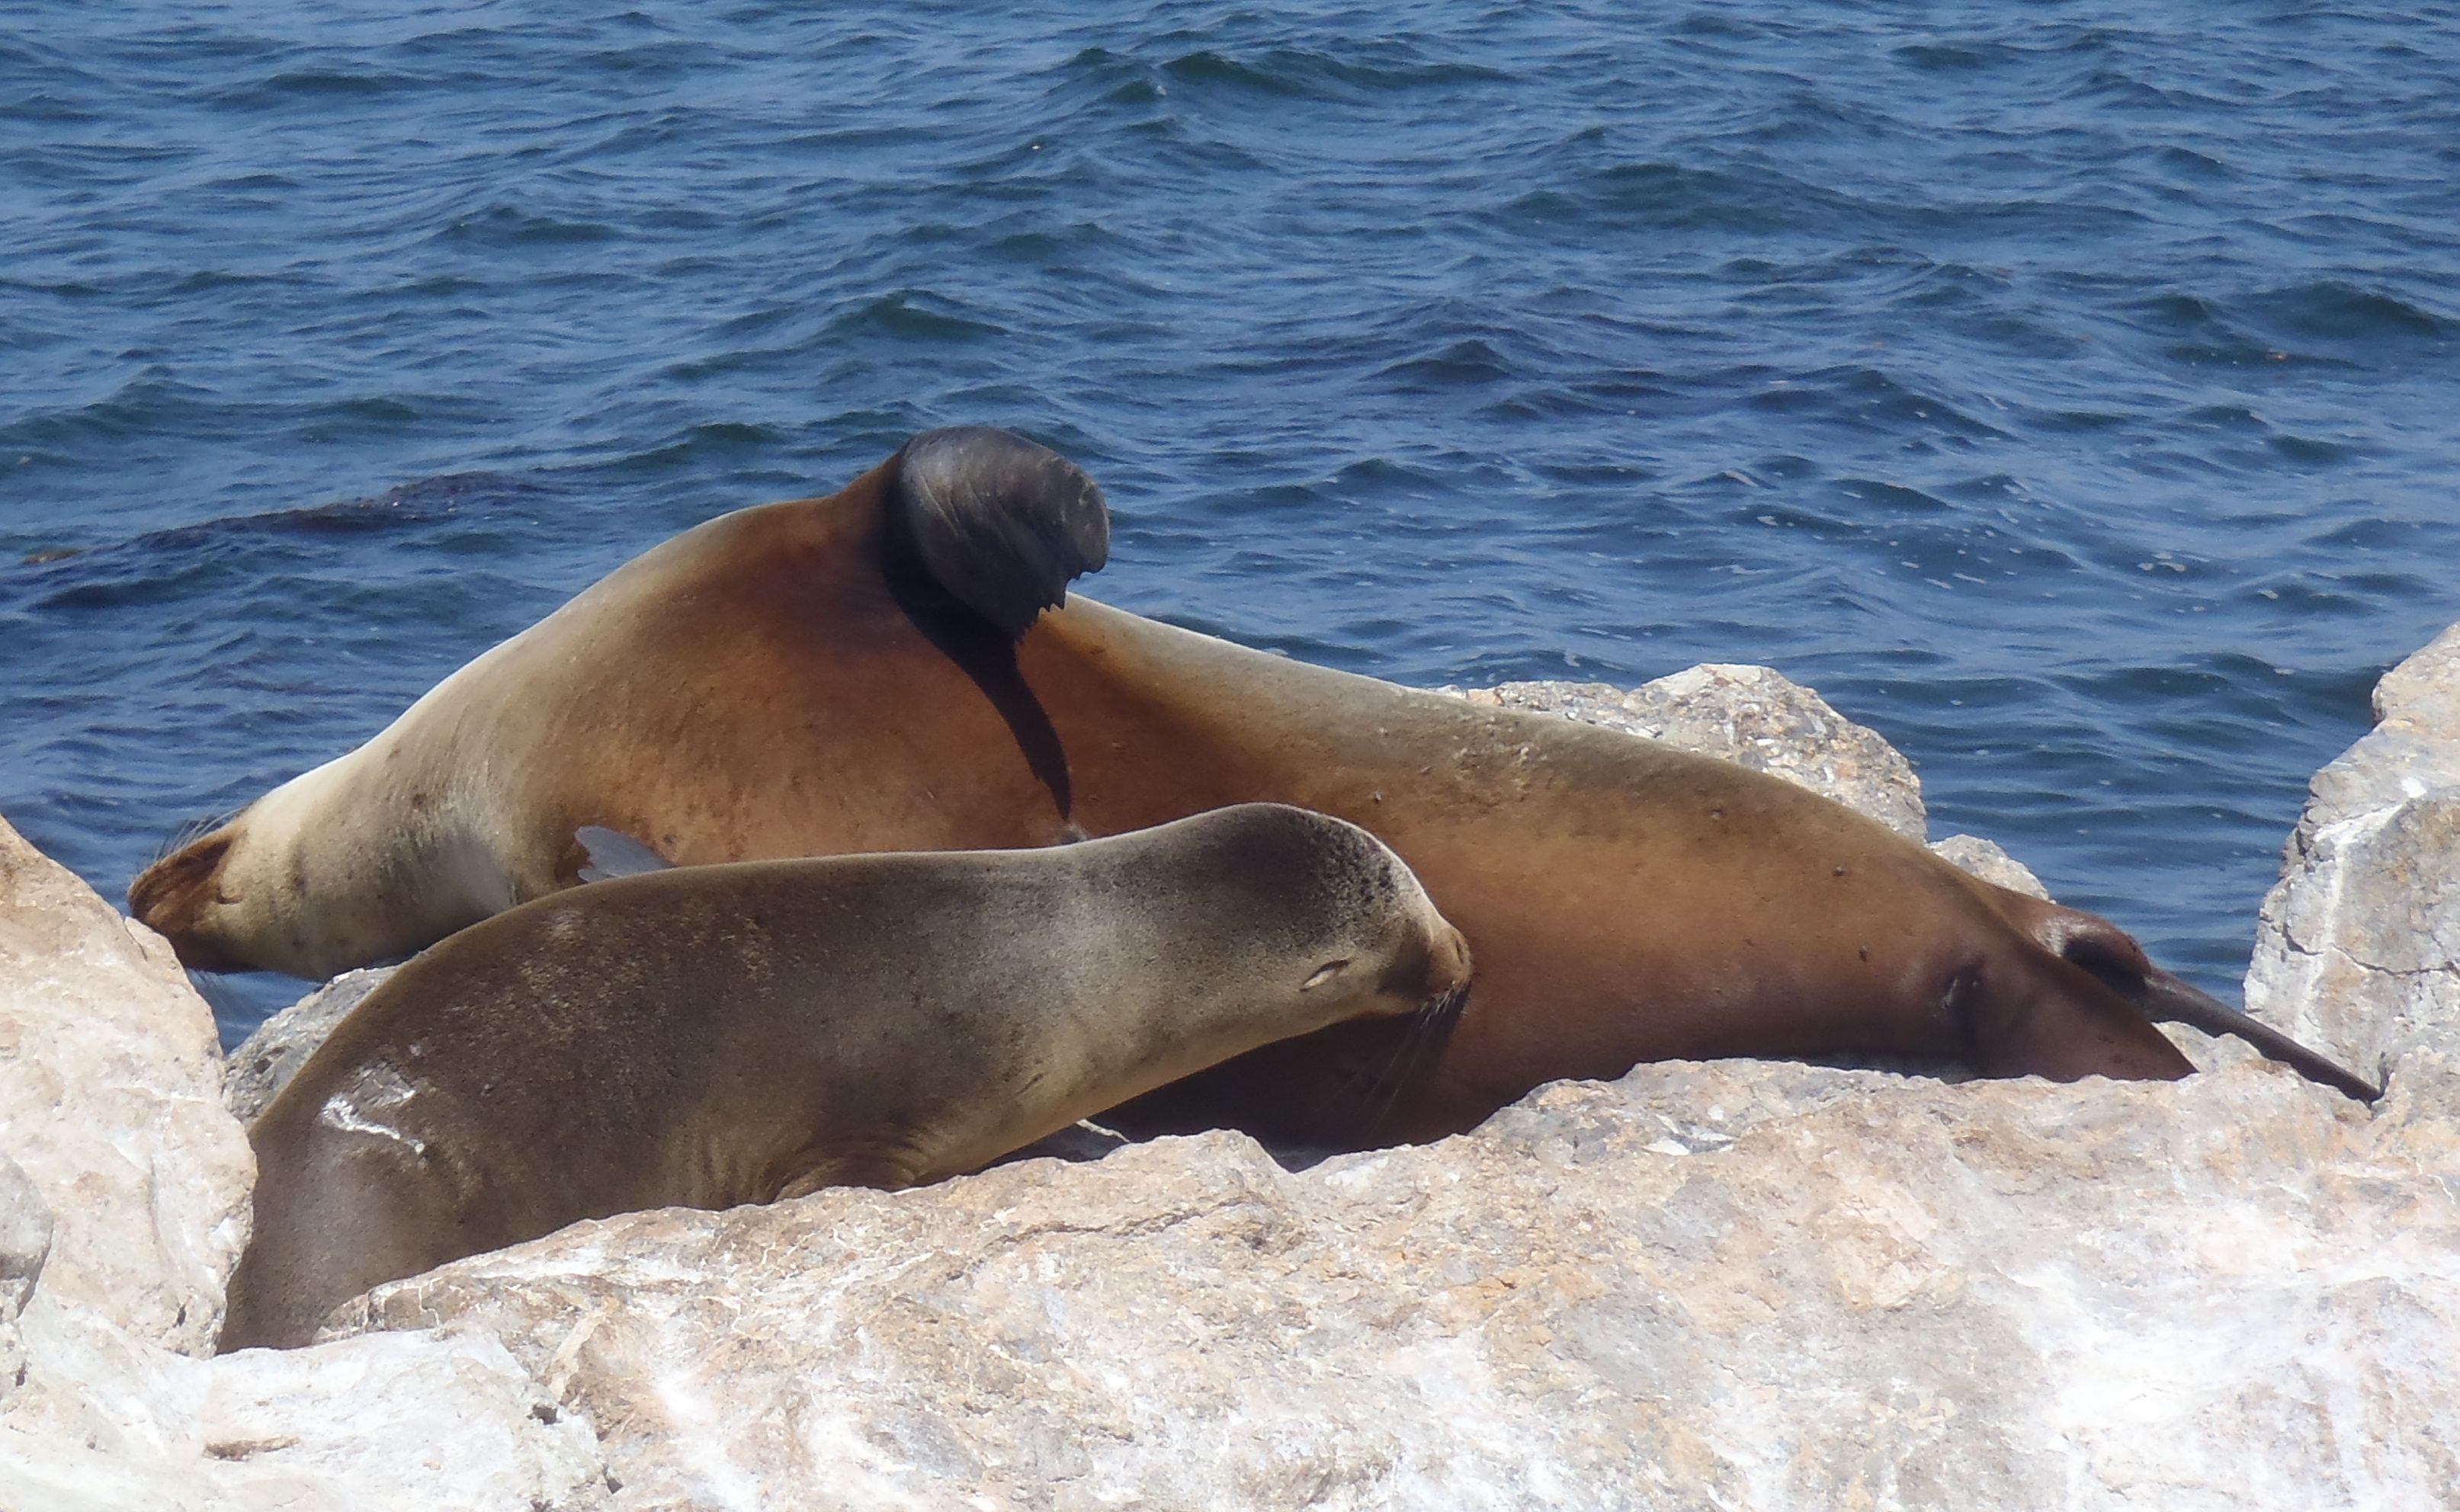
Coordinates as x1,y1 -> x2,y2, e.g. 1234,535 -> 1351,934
1363,985 -> 1467,1136
2134,966 -> 2381,1103
1315,982 -> 1463,1104
1359,1001 -> 1438,1100
1303,1014 -> 1423,1127
152,808 -> 238,867
1365,1032 -> 1428,1136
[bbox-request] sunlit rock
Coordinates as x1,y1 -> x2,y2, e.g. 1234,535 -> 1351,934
314,653 -> 2456,1509
225,967 -> 393,1125
0,814 -> 252,1353
0,1154 -> 49,1406
0,1307 -> 609,1512
1448,664 -> 1928,839
2247,621 -> 2460,1078
1926,831 -> 2049,899
334,1054 -> 2457,1511
40,644 -> 2436,1512
0,811 -> 611,1510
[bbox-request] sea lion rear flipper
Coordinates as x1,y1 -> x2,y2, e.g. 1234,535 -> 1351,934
890,426 -> 1111,638
2014,897 -> 2382,1102
575,826 -> 672,882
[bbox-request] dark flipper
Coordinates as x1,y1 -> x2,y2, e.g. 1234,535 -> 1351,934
2133,967 -> 2383,1104
2016,897 -> 2383,1102
889,427 -> 1110,638
575,826 -> 673,882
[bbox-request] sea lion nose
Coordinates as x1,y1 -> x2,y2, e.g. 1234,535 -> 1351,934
129,832 -> 247,972
1426,921 -> 1473,1001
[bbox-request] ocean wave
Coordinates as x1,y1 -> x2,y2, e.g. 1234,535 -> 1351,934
6,0 -> 2459,1033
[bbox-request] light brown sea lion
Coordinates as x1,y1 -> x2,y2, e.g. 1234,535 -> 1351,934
135,427 -> 2378,1150
219,803 -> 1473,1350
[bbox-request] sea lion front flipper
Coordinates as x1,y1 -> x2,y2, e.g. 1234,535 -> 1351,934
575,826 -> 672,883
2131,967 -> 2383,1104
889,426 -> 1111,638
2014,897 -> 2382,1102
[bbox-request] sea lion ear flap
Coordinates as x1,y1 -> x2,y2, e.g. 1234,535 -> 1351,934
889,426 -> 1111,639
2029,906 -> 2153,985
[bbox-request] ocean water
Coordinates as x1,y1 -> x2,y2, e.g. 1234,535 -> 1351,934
3,2 -> 2455,1044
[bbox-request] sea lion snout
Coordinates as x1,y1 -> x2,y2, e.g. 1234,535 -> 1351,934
1358,911 -> 1473,1024
1422,918 -> 1474,1007
129,828 -> 247,972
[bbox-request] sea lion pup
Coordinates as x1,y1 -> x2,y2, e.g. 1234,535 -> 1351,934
217,804 -> 1474,1350
135,428 -> 2378,1145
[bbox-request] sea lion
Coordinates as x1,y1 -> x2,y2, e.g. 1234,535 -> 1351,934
136,427 -> 2378,1150
218,803 -> 1474,1350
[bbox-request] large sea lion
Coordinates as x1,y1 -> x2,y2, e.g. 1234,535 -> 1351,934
220,803 -> 1474,1350
136,428 -> 2378,1149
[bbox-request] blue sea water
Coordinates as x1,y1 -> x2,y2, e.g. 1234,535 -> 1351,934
3,2 -> 2456,1045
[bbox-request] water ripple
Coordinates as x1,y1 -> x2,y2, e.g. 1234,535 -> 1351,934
2,1 -> 2457,1038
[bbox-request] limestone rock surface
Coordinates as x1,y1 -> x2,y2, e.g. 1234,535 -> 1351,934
309,652 -> 2457,1510
1454,666 -> 1927,839
0,1308 -> 609,1512
0,1154 -> 48,1328
225,966 -> 394,1124
1924,832 -> 2049,900
0,1153 -> 49,1405
0,810 -> 613,1510
337,1054 -> 2458,1512
2247,623 -> 2460,1080
0,814 -> 252,1353
9,639 -> 2445,1512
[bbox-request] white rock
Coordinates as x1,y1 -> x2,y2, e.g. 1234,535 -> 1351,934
1446,666 -> 1928,838
138,647 -> 2454,1511
0,810 -> 614,1510
0,1307 -> 608,1511
334,1055 -> 2459,1512
2246,622 -> 2460,1078
0,814 -> 253,1353
0,1153 -> 48,1326
0,1153 -> 49,1407
1928,833 -> 2051,899
225,966 -> 395,1125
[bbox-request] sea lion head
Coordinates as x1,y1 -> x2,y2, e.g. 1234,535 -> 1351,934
130,755 -> 499,979
130,814 -> 258,973
1172,802 -> 1474,1034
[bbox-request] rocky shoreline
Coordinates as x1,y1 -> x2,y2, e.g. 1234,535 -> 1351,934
2,630 -> 2453,1510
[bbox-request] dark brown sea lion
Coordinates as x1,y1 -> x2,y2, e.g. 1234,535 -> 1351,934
220,803 -> 1474,1350
135,427 -> 2377,1152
